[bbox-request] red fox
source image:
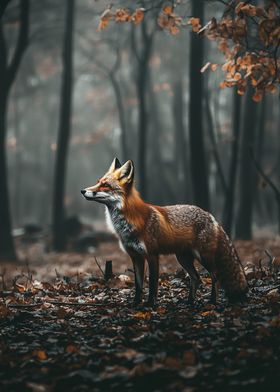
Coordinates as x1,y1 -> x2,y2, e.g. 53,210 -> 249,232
81,158 -> 248,306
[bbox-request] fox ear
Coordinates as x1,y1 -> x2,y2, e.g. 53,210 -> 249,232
108,157 -> 121,172
119,160 -> 134,183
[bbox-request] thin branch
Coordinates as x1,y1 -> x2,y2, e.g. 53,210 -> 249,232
94,256 -> 105,278
7,0 -> 29,90
250,146 -> 280,199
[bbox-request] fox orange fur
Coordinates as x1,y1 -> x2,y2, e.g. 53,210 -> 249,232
81,158 -> 248,306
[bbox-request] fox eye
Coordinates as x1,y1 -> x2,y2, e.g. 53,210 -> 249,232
101,182 -> 111,190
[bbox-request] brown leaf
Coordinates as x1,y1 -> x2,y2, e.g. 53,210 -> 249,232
163,6 -> 173,15
33,350 -> 47,361
252,91 -> 263,102
132,8 -> 145,25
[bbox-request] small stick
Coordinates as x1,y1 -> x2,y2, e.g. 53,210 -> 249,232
105,260 -> 113,281
7,301 -> 112,308
47,300 -> 105,307
7,303 -> 42,308
265,249 -> 275,272
94,256 -> 105,278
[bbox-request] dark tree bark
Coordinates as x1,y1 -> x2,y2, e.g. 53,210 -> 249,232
132,21 -> 154,199
189,0 -> 209,210
0,0 -> 29,261
52,0 -> 75,251
235,88 -> 259,240
109,73 -> 128,161
173,80 -> 189,202
223,91 -> 242,236
0,0 -> 10,19
204,89 -> 228,197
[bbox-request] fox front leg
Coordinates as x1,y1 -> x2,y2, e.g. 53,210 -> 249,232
131,255 -> 145,306
146,256 -> 159,307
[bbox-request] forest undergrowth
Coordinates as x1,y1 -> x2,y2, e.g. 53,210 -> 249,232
1,240 -> 280,391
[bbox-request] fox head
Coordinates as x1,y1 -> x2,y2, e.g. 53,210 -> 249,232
81,158 -> 134,207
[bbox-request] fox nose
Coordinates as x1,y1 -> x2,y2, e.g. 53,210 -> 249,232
81,189 -> 86,195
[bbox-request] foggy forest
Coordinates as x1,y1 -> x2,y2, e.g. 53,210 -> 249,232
1,1 -> 280,391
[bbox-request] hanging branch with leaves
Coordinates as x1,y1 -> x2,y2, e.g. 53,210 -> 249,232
97,1 -> 280,101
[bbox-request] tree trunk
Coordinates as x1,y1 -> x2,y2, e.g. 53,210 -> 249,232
204,89 -> 227,197
0,93 -> 16,260
223,91 -> 241,236
136,22 -> 153,199
189,0 -> 209,210
0,0 -> 10,19
52,0 -> 75,251
173,80 -> 189,202
110,74 -> 127,161
0,1 -> 29,261
235,89 -> 259,240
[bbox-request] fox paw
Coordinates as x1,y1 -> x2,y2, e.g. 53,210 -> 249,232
144,299 -> 157,309
132,298 -> 143,308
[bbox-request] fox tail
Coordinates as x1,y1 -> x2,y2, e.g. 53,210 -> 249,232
215,229 -> 248,301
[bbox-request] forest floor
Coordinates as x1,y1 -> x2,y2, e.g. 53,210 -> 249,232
1,238 -> 280,391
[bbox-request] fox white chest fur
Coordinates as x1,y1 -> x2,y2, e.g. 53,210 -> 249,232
105,207 -> 147,255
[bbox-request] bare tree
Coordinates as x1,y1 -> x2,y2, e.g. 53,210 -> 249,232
131,21 -> 154,199
223,91 -> 242,236
235,88 -> 259,240
173,80 -> 189,202
52,0 -> 75,251
0,0 -> 10,19
0,0 -> 29,261
189,0 -> 209,210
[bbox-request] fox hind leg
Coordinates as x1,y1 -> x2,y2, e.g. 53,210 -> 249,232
176,252 -> 202,304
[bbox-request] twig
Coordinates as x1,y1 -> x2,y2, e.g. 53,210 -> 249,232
94,257 -> 105,278
265,249 -> 275,272
7,301 -> 112,308
47,301 -> 105,307
7,303 -> 42,308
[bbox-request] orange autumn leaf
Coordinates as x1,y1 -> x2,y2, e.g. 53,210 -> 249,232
163,6 -> 173,15
234,72 -> 242,81
66,344 -> 79,354
115,8 -> 131,23
266,84 -> 277,94
134,311 -> 152,319
252,91 -> 263,102
33,350 -> 47,361
188,17 -> 201,33
211,63 -> 219,71
97,7 -> 113,31
132,8 -> 145,25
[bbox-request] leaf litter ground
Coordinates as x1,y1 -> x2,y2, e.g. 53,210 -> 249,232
1,239 -> 280,391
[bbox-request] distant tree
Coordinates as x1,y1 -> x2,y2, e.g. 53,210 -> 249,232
0,0 -> 29,261
0,0 -> 10,19
173,80 -> 190,202
131,21 -> 155,199
52,0 -> 75,251
189,0 -> 210,210
222,90 -> 242,236
235,87 -> 259,239
82,41 -> 128,161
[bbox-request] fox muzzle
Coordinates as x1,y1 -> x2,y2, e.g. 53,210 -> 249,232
81,189 -> 96,200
